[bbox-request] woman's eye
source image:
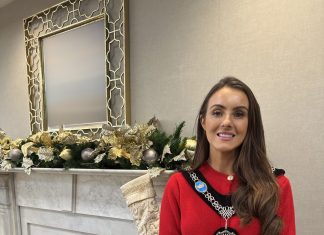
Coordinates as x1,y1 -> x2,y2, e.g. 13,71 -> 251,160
212,111 -> 223,117
233,111 -> 245,118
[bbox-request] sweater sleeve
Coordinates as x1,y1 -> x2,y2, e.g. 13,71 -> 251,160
277,175 -> 296,235
159,173 -> 181,235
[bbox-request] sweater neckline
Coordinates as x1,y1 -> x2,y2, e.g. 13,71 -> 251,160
201,162 -> 236,181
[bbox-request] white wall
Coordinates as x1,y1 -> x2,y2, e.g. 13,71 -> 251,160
0,0 -> 63,138
129,2 -> 324,234
0,0 -> 323,234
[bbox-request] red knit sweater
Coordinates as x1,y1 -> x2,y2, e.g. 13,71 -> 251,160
159,162 -> 295,235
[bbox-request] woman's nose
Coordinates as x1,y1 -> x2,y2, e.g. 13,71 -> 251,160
221,114 -> 232,128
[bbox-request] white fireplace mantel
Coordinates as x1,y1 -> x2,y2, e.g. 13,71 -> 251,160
0,168 -> 172,235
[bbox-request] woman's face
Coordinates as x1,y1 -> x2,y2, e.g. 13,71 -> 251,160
201,87 -> 249,156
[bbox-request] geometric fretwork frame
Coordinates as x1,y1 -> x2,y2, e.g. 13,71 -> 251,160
24,0 -> 130,136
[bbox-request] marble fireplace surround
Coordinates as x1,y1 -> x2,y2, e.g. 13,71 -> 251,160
0,168 -> 172,235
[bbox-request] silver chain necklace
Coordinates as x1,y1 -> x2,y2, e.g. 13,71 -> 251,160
188,171 -> 237,235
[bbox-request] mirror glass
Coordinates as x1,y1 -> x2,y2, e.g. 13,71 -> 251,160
41,20 -> 106,130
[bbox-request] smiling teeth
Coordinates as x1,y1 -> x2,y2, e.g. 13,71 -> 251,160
218,133 -> 234,138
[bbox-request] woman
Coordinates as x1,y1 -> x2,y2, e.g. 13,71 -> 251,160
159,77 -> 295,235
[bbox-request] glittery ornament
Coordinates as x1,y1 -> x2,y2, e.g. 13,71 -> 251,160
81,148 -> 95,161
8,149 -> 23,161
37,147 -> 54,162
142,148 -> 158,165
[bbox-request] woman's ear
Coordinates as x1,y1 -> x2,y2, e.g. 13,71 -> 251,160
200,115 -> 206,130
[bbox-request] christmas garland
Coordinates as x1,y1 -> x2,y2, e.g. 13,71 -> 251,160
0,118 -> 196,174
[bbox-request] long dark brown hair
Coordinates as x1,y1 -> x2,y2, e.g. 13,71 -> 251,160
193,76 -> 282,235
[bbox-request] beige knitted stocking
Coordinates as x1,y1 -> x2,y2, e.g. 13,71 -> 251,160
120,173 -> 160,235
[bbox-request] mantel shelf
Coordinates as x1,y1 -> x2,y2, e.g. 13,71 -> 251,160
0,168 -> 175,176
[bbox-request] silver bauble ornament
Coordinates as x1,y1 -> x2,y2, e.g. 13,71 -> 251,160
81,148 -> 95,161
142,148 -> 158,165
8,149 -> 23,161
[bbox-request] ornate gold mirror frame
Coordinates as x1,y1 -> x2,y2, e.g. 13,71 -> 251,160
24,0 -> 129,136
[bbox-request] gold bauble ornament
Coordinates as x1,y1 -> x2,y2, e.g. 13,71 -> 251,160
59,149 -> 72,161
185,139 -> 197,150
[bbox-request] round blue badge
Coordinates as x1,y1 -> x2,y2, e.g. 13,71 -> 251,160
195,180 -> 207,193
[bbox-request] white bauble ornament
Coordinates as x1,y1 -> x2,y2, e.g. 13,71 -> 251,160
142,148 -> 158,165
81,148 -> 95,161
8,149 -> 23,161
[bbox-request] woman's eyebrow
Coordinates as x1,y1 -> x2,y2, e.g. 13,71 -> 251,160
210,104 -> 248,111
233,106 -> 249,111
210,104 -> 225,109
